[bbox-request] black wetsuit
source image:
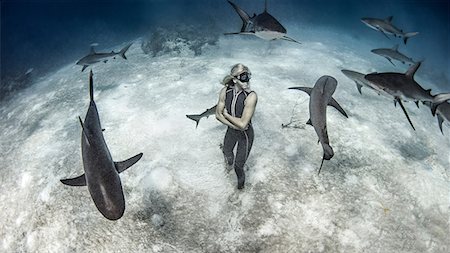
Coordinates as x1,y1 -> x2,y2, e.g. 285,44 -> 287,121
223,86 -> 255,189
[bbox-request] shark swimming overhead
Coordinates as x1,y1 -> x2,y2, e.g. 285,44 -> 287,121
225,0 -> 300,44
364,62 -> 450,130
76,43 -> 132,72
361,16 -> 418,44
289,75 -> 348,175
60,70 -> 143,220
186,105 -> 217,128
371,45 -> 416,66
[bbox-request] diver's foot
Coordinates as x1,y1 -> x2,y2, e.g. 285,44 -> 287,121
237,184 -> 244,190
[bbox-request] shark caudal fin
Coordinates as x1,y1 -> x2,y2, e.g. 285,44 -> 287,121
119,43 -> 132,60
186,114 -> 202,128
403,32 -> 419,45
61,174 -> 87,186
318,144 -> 334,175
115,153 -> 143,173
227,0 -> 251,32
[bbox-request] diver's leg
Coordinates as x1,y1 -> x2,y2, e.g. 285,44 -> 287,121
234,128 -> 254,189
223,128 -> 238,169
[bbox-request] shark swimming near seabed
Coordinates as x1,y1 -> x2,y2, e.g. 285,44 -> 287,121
289,75 -> 348,175
225,0 -> 301,44
76,43 -> 133,72
361,16 -> 418,44
60,70 -> 143,220
186,105 -> 217,128
371,45 -> 416,66
364,62 -> 450,130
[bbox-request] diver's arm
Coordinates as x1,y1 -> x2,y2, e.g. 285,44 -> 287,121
223,92 -> 257,130
216,87 -> 239,129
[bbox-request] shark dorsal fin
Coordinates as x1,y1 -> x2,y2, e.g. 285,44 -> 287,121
392,44 -> 399,51
385,16 -> 393,23
90,46 -> 96,54
405,62 -> 421,79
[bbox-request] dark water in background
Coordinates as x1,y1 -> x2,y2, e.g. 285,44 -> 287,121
1,0 -> 449,98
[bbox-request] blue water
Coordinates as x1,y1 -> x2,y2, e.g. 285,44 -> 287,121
1,0 -> 449,96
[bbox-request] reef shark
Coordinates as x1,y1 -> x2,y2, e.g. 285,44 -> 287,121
61,70 -> 143,220
289,75 -> 348,175
371,45 -> 416,66
76,43 -> 132,72
186,105 -> 217,128
225,0 -> 300,44
365,62 -> 450,130
361,16 -> 418,44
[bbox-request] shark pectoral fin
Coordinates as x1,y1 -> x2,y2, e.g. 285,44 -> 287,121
280,35 -> 301,44
81,65 -> 88,72
380,30 -> 391,40
386,57 -> 396,66
355,82 -> 363,94
396,98 -> 415,130
437,115 -> 444,135
115,153 -> 143,173
306,119 -> 312,126
61,174 -> 86,186
102,128 -> 105,132
328,98 -> 348,118
288,87 -> 312,96
415,101 -> 419,108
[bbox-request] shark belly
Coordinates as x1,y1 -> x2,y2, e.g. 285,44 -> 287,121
255,30 -> 285,40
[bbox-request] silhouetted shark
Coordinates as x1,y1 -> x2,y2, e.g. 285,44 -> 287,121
186,105 -> 217,128
76,43 -> 132,72
225,0 -> 300,44
361,16 -> 418,44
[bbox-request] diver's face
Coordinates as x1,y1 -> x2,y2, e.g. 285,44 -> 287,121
234,72 -> 251,89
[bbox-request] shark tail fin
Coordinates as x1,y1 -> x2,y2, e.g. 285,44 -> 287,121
403,32 -> 419,45
115,153 -> 143,173
227,0 -> 251,32
431,93 -> 450,116
119,43 -> 132,60
89,70 -> 94,101
61,174 -> 87,186
186,114 -> 202,128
